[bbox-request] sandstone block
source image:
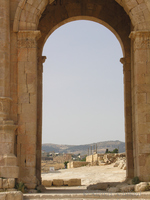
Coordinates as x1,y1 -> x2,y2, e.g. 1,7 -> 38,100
14,191 -> 24,200
116,183 -> 128,189
3,179 -> 8,189
0,193 -> 5,200
3,155 -> 17,166
6,193 -> 15,200
36,185 -> 46,192
63,180 -> 69,186
113,162 -> 119,167
122,164 -> 126,170
0,178 -> 2,189
0,166 -> 19,178
120,185 -> 135,192
118,161 -> 125,169
7,189 -> 17,191
135,182 -> 150,192
25,183 -> 36,189
52,179 -> 64,186
0,192 -> 23,200
107,187 -> 120,193
8,178 -> 15,189
87,183 -> 108,190
68,179 -> 81,186
42,180 -> 52,187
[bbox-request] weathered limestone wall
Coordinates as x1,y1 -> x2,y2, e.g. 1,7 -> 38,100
86,155 -> 93,163
67,161 -> 89,169
0,0 -> 19,185
130,31 -> 150,181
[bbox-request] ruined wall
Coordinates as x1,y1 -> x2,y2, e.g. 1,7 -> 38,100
0,0 -> 150,190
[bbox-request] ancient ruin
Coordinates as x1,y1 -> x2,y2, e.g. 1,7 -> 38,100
0,0 -> 150,191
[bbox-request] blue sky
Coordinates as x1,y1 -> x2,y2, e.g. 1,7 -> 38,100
42,20 -> 124,145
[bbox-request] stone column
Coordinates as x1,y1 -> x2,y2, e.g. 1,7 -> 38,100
0,0 -> 19,185
36,55 -> 46,185
130,31 -> 150,181
17,31 -> 41,189
120,57 -> 134,179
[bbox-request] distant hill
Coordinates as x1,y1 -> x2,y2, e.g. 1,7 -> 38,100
42,140 -> 125,155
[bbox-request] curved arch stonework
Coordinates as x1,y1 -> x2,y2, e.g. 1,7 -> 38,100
0,0 -> 150,190
13,0 -> 150,32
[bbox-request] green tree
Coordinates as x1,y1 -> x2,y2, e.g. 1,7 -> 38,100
64,161 -> 69,168
105,148 -> 109,153
112,148 -> 118,153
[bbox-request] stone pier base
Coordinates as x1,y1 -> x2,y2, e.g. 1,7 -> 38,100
0,191 -> 23,200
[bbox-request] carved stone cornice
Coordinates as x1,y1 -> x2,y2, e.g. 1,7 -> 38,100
17,31 -> 41,48
129,31 -> 150,49
120,57 -> 131,72
42,56 -> 47,64
129,31 -> 150,40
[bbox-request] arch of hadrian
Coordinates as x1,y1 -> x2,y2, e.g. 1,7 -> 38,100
0,0 -> 150,189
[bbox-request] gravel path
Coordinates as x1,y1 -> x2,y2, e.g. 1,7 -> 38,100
42,164 -> 126,186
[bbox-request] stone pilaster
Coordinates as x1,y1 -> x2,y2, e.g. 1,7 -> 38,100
17,30 -> 41,189
0,120 -> 18,179
36,55 -> 46,185
120,56 -> 134,179
0,0 -> 10,97
130,31 -> 150,181
0,0 -> 19,186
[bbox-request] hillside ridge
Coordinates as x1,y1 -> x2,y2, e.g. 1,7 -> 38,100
42,140 -> 125,155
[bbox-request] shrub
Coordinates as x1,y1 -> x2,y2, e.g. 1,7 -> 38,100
132,176 -> 140,185
15,182 -> 26,193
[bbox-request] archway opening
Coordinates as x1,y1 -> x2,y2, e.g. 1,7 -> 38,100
41,20 -> 126,186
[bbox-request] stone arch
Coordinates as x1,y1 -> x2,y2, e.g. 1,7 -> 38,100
12,0 -> 150,189
13,0 -> 150,32
35,0 -> 132,185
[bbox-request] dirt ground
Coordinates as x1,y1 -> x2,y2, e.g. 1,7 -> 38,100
41,163 -> 126,186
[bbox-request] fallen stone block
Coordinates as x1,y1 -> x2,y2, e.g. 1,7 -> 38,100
37,185 -> 46,192
135,182 -> 150,192
87,182 -> 120,190
107,187 -> 120,193
120,185 -> 135,192
42,180 -> 52,187
87,183 -> 108,190
53,179 -> 64,186
116,183 -> 128,189
68,179 -> 81,186
113,162 -> 119,167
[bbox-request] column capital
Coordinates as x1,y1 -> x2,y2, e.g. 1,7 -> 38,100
120,57 -> 126,64
42,56 -> 47,64
120,57 -> 131,72
129,31 -> 150,50
129,31 -> 150,40
18,30 -> 41,48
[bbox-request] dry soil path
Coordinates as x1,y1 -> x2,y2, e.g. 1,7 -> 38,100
42,164 -> 126,186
